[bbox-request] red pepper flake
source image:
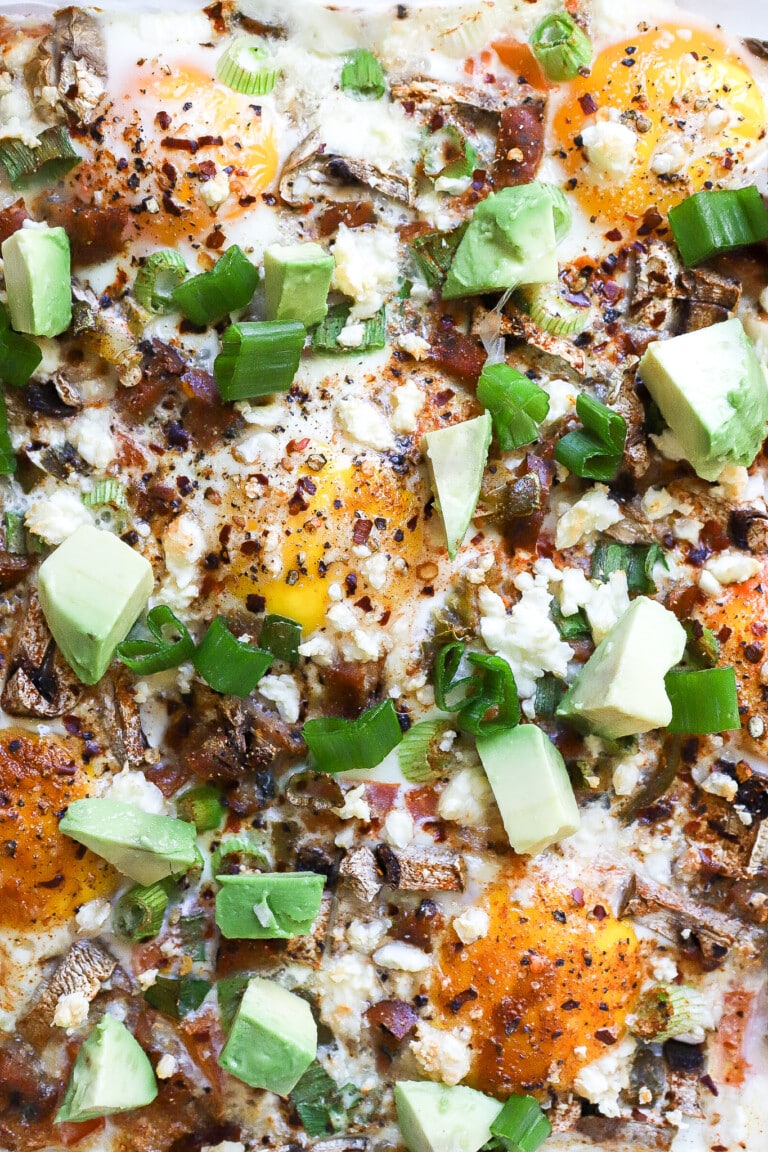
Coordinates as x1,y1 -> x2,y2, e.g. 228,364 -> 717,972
571,887 -> 585,906
344,573 -> 358,596
239,194 -> 257,207
718,625 -> 732,643
162,136 -> 198,153
297,476 -> 317,496
355,596 -> 374,613
161,160 -> 178,188
592,904 -> 607,921
700,1074 -> 719,1096
352,519 -> 373,545
448,986 -> 479,1014
561,998 -> 580,1011
604,227 -> 623,242
595,1028 -> 617,1045
287,437 -> 311,453
579,92 -> 598,114
246,593 -> 266,614
155,111 -> 172,130
433,388 -> 455,407
288,488 -> 310,515
198,160 -> 217,181
205,229 -> 225,250
162,193 -> 185,217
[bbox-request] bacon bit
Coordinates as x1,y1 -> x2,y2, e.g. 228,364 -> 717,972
161,160 -> 178,188
297,476 -> 317,496
288,488 -> 310,515
198,134 -> 224,147
36,873 -> 65,889
162,136 -> 199,153
205,229 -> 226,250
579,93 -> 598,114
427,326 -> 486,384
155,111 -> 172,130
365,781 -> 400,817
493,104 -> 545,189
162,192 -> 186,216
561,998 -> 580,1010
317,200 -> 376,237
0,198 -> 29,244
448,986 -> 479,1014
355,596 -> 374,613
717,990 -> 753,1086
352,519 -> 373,545
287,437 -> 311,454
365,998 -> 419,1039
198,159 -> 217,181
700,1073 -> 719,1096
344,573 -> 358,596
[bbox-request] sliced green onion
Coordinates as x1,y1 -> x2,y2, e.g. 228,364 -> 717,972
340,49 -> 386,99
173,245 -> 259,327
0,392 -> 16,475
0,303 -> 42,388
179,910 -> 208,961
193,616 -> 273,696
134,249 -> 187,313
534,674 -> 566,719
3,512 -> 26,555
113,879 -> 171,941
303,698 -> 402,774
669,186 -> 768,267
530,11 -> 593,81
0,125 -> 80,189
633,983 -> 710,1043
398,719 -> 448,784
591,541 -> 665,596
144,975 -> 211,1020
410,224 -> 467,289
516,283 -> 589,336
434,642 -> 520,735
214,320 -> 305,401
216,35 -> 279,96
290,1062 -> 360,1138
176,785 -> 225,832
682,619 -> 720,670
259,613 -> 302,665
82,479 -> 128,510
554,392 -> 626,481
422,126 -> 478,191
489,1094 -> 552,1152
211,831 -> 271,877
477,363 -> 550,451
664,666 -> 740,734
551,601 -> 590,640
116,604 -> 195,676
434,641 -> 475,712
312,304 -> 386,355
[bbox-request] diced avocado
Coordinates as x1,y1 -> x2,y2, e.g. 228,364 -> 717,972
394,1081 -> 503,1152
476,724 -> 580,856
215,871 -> 325,939
55,1013 -> 157,1123
442,185 -> 558,299
424,412 -> 491,559
264,242 -> 334,328
557,596 -> 686,739
1,222 -> 71,337
37,525 -> 154,684
218,975 -> 317,1094
60,798 -> 200,885
638,317 -> 768,481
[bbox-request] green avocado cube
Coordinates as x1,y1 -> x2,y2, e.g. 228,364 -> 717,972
1,222 -> 71,337
37,524 -> 154,684
218,975 -> 317,1095
215,871 -> 325,939
55,1013 -> 157,1123
442,186 -> 558,299
264,242 -> 334,328
557,596 -> 686,739
476,724 -> 580,856
424,412 -> 492,558
395,1081 -> 503,1152
639,317 -> 768,481
60,798 -> 200,885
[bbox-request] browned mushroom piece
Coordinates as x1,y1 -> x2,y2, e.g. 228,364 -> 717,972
663,1068 -> 706,1119
365,997 -> 419,1039
375,843 -> 465,892
598,361 -> 650,480
390,78 -> 527,115
2,593 -> 80,718
20,940 -> 116,1046
111,671 -> 148,766
471,301 -> 588,379
0,552 -> 32,591
628,240 -> 683,331
575,1115 -> 676,1149
339,845 -> 382,903
70,282 -> 144,389
679,266 -> 742,311
25,7 -> 108,125
279,130 -> 413,206
729,507 -> 768,553
283,892 -> 332,968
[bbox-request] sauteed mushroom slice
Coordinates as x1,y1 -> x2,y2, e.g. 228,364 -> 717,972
279,130 -> 413,206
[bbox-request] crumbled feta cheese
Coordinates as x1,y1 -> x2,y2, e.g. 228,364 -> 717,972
333,784 -> 371,822
641,486 -> 678,521
161,512 -> 205,608
649,139 -> 687,176
383,808 -> 414,849
410,1022 -> 471,1086
542,378 -> 579,423
373,941 -> 432,971
394,333 -> 430,363
75,897 -> 111,935
236,400 -> 287,427
650,429 -> 687,461
317,952 -> 380,1040
478,584 -> 573,698
53,990 -> 90,1030
581,119 -> 637,182
612,752 -> 644,796
337,321 -> 366,349
69,407 -> 117,470
452,906 -> 490,945
105,768 -> 166,814
156,1053 -> 178,1079
573,1037 -> 636,1118
233,430 -> 281,466
713,464 -> 749,501
297,634 -> 335,666
555,485 -> 622,549
336,395 -> 395,451
585,570 -> 631,644
391,378 -> 425,433
438,767 -> 493,826
331,224 -> 399,320
705,551 -> 761,586
346,918 -> 390,953
137,968 -> 159,991
363,552 -> 389,591
673,518 -> 702,544
199,169 -> 230,212
25,487 -> 94,545
702,771 -> 738,801
257,674 -> 301,723
651,953 -> 678,983
699,570 -> 722,597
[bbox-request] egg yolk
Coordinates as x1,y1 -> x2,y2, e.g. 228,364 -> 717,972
434,881 -> 642,1096
0,730 -> 116,931
553,25 -> 766,221
231,452 -> 428,633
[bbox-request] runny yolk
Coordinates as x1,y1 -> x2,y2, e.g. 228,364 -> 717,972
434,880 -> 642,1096
0,730 -> 116,931
552,25 -> 766,221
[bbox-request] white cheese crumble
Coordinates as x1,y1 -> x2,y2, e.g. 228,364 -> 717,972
25,487 -> 94,545
346,918 -> 390,954
257,674 -> 301,723
437,766 -> 493,826
104,767 -> 166,814
297,634 -> 335,667
199,170 -> 230,212
337,321 -> 366,349
452,907 -> 490,945
383,808 -> 415,849
137,968 -> 159,991
373,941 -> 432,971
53,990 -> 90,1030
363,552 -> 389,591
555,485 -> 622,549
317,952 -> 380,1040
156,1053 -> 178,1079
233,430 -> 281,466
542,378 -> 579,424
331,224 -> 399,320
478,583 -> 573,698
573,1036 -> 636,1118
391,378 -> 425,433
702,771 -> 738,802
336,395 -> 395,451
333,784 -> 371,822
581,118 -> 638,182
705,551 -> 761,586
75,897 -> 111,935
394,333 -> 430,363
410,1022 -> 471,1086
612,751 -> 645,796
160,512 -> 206,609
69,407 -> 117,470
